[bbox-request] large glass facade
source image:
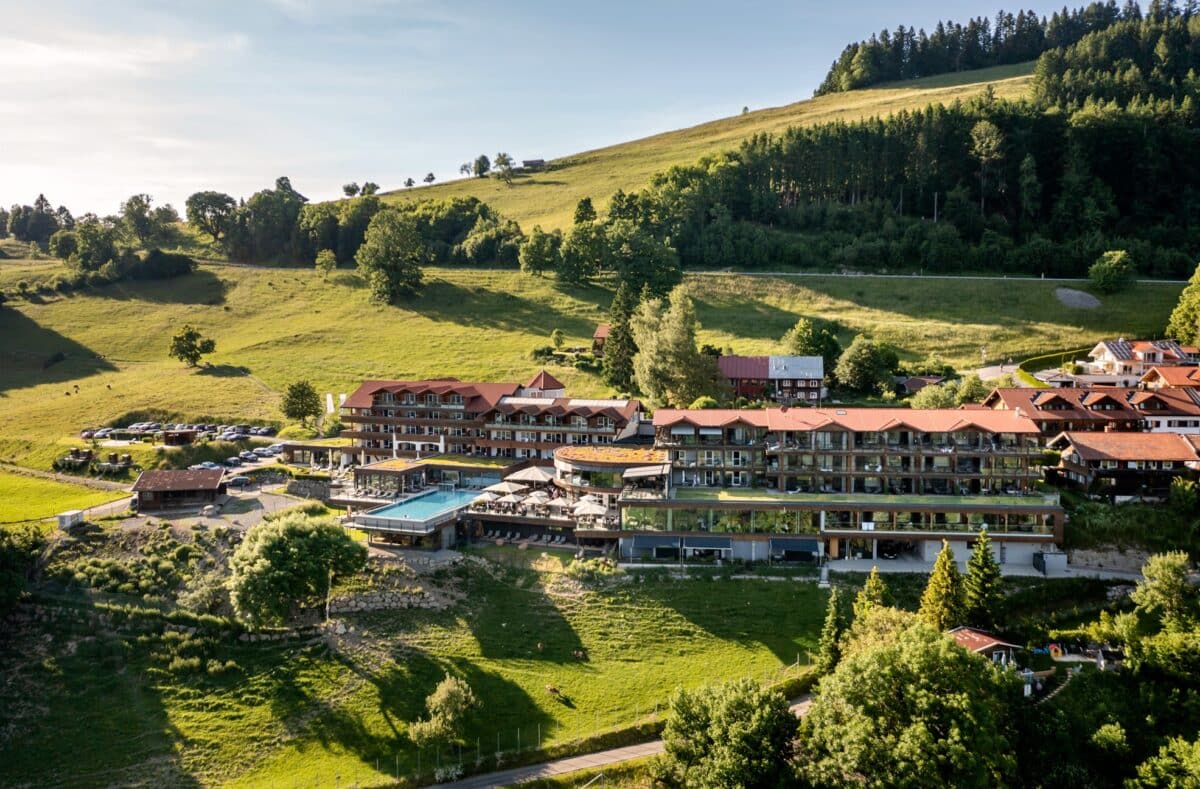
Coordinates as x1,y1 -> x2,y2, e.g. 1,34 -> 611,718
621,506 -> 817,534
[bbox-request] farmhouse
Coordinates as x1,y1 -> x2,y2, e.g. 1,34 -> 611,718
718,355 -> 826,403
592,324 -> 611,356
1046,431 -> 1199,499
131,469 -> 225,510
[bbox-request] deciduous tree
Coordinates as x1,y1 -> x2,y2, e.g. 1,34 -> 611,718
408,675 -> 479,747
573,196 -> 596,224
1132,551 -> 1197,633
781,317 -> 842,377
493,152 -> 514,186
970,119 -> 1004,216
168,325 -> 216,367
342,182 -> 361,197
472,155 -> 490,178
835,336 -> 898,394
518,225 -> 559,276
282,380 -> 322,425
799,621 -> 1018,787
661,678 -> 797,789
1090,249 -> 1137,294
229,512 -> 366,625
632,289 -> 718,407
355,211 -> 427,301
315,248 -> 337,279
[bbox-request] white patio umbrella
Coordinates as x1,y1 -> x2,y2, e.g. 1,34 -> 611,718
505,465 -> 555,484
573,500 -> 608,517
495,493 -> 525,505
525,490 -> 550,502
544,498 -> 571,509
484,481 -> 528,494
472,491 -> 499,503
578,493 -> 599,503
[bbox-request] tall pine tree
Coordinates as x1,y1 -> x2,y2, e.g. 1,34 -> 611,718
963,529 -> 1003,630
919,540 -> 964,631
817,587 -> 847,673
602,281 -> 638,392
853,566 -> 891,620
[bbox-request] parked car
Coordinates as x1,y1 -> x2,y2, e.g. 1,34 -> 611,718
226,475 -> 251,487
252,447 -> 274,457
94,428 -> 113,438
200,461 -> 223,470
238,451 -> 257,461
224,457 -> 243,467
268,443 -> 286,452
80,430 -> 95,439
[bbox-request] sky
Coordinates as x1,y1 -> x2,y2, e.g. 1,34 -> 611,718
1,0 -> 1030,215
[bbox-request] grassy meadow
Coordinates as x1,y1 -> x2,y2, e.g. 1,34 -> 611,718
0,470 -> 125,523
381,63 -> 1035,232
0,260 -> 1181,476
0,547 -> 823,787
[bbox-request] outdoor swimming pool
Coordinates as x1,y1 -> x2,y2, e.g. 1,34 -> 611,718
357,488 -> 479,532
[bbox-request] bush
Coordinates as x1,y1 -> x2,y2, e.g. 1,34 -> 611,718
1089,250 -> 1136,294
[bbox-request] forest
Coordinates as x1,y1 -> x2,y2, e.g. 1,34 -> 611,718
815,0 -> 1183,93
591,10 -> 1200,280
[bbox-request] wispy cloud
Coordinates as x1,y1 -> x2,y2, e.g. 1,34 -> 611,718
0,30 -> 248,81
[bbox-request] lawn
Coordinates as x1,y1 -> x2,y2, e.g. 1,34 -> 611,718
0,263 -> 1181,480
0,469 -> 125,523
0,549 -> 824,787
380,63 -> 1034,232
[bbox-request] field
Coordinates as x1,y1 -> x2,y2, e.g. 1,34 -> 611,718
0,470 -> 125,523
381,63 -> 1035,232
0,261 -> 1181,478
0,546 -> 823,787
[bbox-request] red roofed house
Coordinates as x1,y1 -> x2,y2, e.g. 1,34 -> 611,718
717,355 -> 826,403
132,469 -> 225,510
1047,430 -> 1199,498
1140,365 -> 1200,390
592,324 -> 611,356
948,626 -> 1022,666
983,387 -> 1200,436
521,370 -> 566,398
1084,339 -> 1198,386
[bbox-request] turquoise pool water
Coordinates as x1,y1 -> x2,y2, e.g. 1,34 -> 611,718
366,489 -> 478,522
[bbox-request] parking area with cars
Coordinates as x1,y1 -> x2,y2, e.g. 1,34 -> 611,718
81,423 -> 278,442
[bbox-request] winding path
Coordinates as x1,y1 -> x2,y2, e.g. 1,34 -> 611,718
433,696 -> 812,788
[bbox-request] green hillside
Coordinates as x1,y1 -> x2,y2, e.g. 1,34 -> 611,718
381,63 -> 1035,232
0,260 -> 1178,473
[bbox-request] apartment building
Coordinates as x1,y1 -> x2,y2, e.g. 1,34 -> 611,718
340,374 -> 641,461
562,406 -> 1062,567
984,387 -> 1200,435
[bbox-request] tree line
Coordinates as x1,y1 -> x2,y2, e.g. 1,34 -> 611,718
816,0 -> 1180,94
590,14 -> 1200,280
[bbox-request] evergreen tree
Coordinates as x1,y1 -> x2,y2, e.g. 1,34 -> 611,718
602,281 -> 638,391
963,529 -> 1003,629
853,566 -> 891,620
1166,262 -> 1200,345
919,540 -> 965,631
817,587 -> 846,673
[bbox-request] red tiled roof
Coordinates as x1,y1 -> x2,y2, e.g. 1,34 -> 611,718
342,379 -> 520,410
1052,431 -> 1199,462
493,396 -> 640,422
718,355 -> 770,380
948,627 -> 1021,654
593,324 -> 611,340
984,387 -> 1200,423
653,407 -> 1040,434
1141,366 -> 1200,387
526,370 -> 565,391
132,469 -> 224,492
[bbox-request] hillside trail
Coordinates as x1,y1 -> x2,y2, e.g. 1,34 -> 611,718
433,695 -> 812,788
0,461 -> 130,492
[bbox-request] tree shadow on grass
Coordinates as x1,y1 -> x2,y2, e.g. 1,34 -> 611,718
410,279 -> 604,338
0,309 -> 116,394
689,293 -> 808,343
0,604 -> 201,787
86,269 -> 229,305
622,574 -> 826,665
197,364 -> 252,377
458,567 -> 587,663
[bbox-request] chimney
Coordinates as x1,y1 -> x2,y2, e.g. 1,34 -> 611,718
1014,406 -> 1023,419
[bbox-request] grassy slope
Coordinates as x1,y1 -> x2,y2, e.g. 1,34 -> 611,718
0,261 -> 1180,473
380,63 -> 1035,232
0,548 -> 823,787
